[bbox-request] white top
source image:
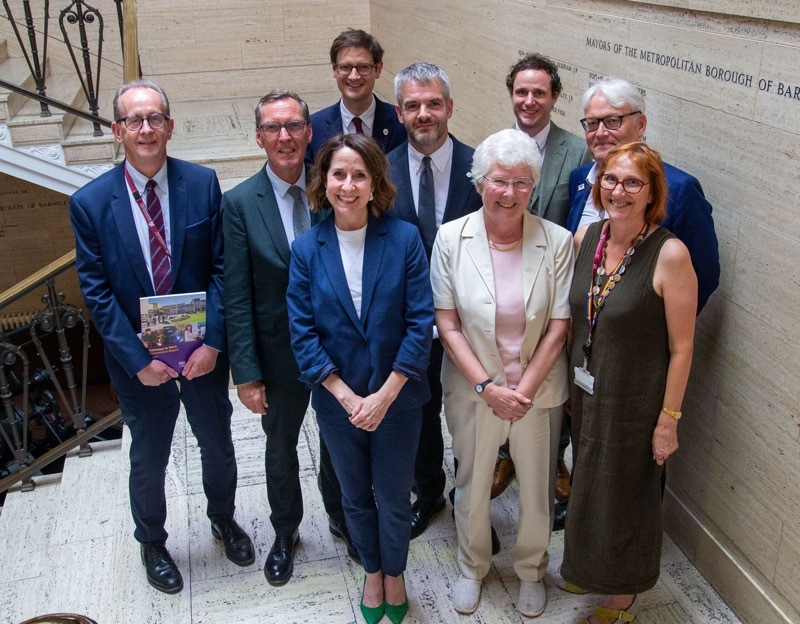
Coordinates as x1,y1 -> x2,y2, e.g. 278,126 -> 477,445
407,136 -> 454,229
577,161 -> 605,230
340,97 -> 377,138
336,223 -> 368,318
125,161 -> 170,291
265,163 -> 309,244
513,120 -> 549,163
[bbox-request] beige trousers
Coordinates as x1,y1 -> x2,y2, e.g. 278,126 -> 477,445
445,392 -> 561,581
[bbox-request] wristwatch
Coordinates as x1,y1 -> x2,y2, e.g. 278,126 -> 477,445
475,379 -> 492,394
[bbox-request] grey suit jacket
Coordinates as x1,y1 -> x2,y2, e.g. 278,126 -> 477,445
529,122 -> 590,228
222,164 -> 328,384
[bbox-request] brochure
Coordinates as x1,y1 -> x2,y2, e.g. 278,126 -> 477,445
139,291 -> 207,374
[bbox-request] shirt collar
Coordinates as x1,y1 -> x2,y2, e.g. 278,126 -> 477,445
409,135 -> 453,174
340,96 -> 377,132
125,160 -> 168,193
587,161 -> 599,185
531,121 -> 551,154
265,163 -> 307,198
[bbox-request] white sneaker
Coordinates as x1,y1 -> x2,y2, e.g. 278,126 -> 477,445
453,576 -> 482,614
519,580 -> 547,617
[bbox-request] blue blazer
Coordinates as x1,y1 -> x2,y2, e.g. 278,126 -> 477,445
567,161 -> 720,312
287,215 -> 433,417
386,135 -> 482,257
305,95 -> 407,166
70,157 -> 225,382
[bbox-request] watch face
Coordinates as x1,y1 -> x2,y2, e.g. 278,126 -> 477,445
475,383 -> 483,393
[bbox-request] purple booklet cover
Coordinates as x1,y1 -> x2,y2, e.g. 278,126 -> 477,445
139,291 -> 207,374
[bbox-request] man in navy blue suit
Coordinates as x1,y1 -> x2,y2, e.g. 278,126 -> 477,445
305,28 -> 406,165
70,80 -> 253,594
386,62 -> 482,539
567,77 -> 720,312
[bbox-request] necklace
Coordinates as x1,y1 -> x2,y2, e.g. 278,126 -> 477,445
591,222 -> 649,309
489,237 -> 522,252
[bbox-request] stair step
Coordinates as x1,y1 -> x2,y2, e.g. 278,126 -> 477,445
61,87 -> 118,165
7,72 -> 86,144
0,56 -> 37,122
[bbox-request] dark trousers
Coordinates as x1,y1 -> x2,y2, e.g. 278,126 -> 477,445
317,407 -> 422,576
262,378 -> 310,536
414,338 -> 446,505
112,353 -> 237,544
318,433 -> 346,524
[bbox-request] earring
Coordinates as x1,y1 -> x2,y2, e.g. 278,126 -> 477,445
369,192 -> 374,201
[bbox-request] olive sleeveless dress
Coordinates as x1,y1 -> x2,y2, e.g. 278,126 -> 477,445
561,220 -> 674,594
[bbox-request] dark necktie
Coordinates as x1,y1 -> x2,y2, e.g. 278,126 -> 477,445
418,156 -> 436,253
353,117 -> 364,135
145,179 -> 171,295
288,185 -> 310,239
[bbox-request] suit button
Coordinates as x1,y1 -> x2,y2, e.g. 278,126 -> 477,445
360,340 -> 368,348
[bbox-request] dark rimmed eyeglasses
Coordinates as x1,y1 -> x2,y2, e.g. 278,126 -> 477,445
334,63 -> 377,76
598,174 -> 649,194
116,113 -> 170,131
257,120 -> 309,137
579,111 -> 641,132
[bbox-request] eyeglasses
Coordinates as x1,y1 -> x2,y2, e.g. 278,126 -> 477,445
579,111 -> 641,132
257,120 -> 309,137
334,63 -> 376,76
116,113 -> 170,131
482,177 -> 534,192
598,174 -> 649,194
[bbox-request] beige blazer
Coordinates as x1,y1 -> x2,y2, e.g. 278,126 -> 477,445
431,208 -> 574,408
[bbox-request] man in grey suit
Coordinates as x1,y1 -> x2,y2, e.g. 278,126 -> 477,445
490,54 -> 590,522
222,90 -> 353,587
386,62 -> 482,539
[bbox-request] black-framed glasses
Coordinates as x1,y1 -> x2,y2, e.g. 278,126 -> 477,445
116,113 -> 170,131
257,120 -> 309,137
334,63 -> 376,76
598,174 -> 649,194
579,111 -> 641,132
482,177 -> 534,192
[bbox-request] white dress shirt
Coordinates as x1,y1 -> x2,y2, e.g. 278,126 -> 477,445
265,163 -> 309,244
340,97 -> 377,138
407,136 -> 454,229
577,162 -> 605,230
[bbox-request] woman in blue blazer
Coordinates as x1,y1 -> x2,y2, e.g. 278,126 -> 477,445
287,134 -> 433,624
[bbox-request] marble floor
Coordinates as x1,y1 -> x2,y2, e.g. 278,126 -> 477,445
0,391 -> 743,624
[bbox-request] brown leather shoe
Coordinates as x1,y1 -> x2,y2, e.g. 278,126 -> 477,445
554,459 -> 571,502
490,458 -> 515,499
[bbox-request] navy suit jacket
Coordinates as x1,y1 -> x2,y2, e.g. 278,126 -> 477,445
222,164 -> 329,385
70,157 -> 225,382
305,95 -> 407,165
287,215 -> 433,417
567,161 -> 720,312
386,135 -> 483,257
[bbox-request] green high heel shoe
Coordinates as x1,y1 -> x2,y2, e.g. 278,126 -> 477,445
384,574 -> 409,623
360,576 -> 385,624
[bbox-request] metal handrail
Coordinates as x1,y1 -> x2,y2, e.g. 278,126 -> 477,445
0,78 -> 112,127
0,249 -> 77,310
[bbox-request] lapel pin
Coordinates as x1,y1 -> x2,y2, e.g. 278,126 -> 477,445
383,128 -> 389,136
578,183 -> 585,191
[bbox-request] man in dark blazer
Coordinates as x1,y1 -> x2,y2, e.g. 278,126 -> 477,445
223,89 -> 352,587
305,28 -> 406,165
70,80 -> 253,595
566,77 -> 720,313
386,63 -> 482,539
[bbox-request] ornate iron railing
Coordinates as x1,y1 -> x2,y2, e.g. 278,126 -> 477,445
0,251 -> 122,495
1,0 -> 132,136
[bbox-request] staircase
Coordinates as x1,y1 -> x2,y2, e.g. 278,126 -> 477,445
0,35 -> 265,195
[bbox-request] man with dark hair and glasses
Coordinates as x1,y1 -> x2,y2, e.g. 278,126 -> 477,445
566,77 -> 719,313
70,79 -> 254,594
222,89 -> 357,586
305,28 -> 406,165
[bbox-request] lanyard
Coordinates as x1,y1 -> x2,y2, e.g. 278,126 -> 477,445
582,221 -> 649,367
124,166 -> 171,258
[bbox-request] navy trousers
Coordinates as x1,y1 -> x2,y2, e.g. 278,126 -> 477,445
317,406 -> 422,576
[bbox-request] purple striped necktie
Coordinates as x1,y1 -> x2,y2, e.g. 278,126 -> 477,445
145,179 -> 171,295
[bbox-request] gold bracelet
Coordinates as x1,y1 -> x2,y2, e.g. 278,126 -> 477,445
661,406 -> 682,420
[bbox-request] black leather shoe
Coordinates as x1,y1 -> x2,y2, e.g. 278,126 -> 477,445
140,542 -> 183,594
553,499 -> 568,532
264,530 -> 300,586
491,525 -> 501,556
211,517 -> 255,566
410,495 -> 446,539
329,517 -> 361,564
